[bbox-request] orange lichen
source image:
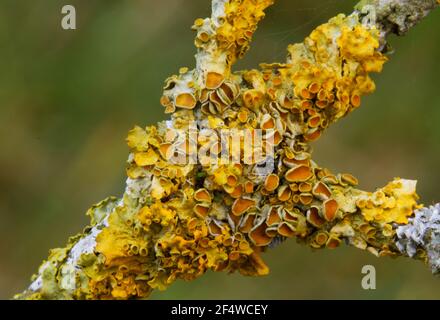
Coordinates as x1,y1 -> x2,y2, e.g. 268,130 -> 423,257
307,207 -> 326,228
232,198 -> 256,216
264,174 -> 280,192
312,181 -> 332,200
194,188 -> 212,203
18,0 -> 432,301
205,72 -> 224,89
322,199 -> 339,221
175,93 -> 197,109
285,165 -> 314,182
249,222 -> 273,246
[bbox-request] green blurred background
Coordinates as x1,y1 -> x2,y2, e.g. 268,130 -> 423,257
0,0 -> 439,299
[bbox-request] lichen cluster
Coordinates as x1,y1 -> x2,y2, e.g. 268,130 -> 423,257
396,204 -> 440,274
17,0 -> 436,300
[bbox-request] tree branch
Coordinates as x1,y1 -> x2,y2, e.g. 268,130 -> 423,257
15,0 -> 439,300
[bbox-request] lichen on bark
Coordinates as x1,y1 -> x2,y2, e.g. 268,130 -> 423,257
15,0 -> 439,300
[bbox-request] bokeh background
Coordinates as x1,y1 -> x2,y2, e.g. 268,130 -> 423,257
1,0 -> 439,299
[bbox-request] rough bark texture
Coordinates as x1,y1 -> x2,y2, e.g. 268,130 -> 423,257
15,0 -> 439,300
356,0 -> 439,36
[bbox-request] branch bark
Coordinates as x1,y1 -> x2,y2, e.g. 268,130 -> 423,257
15,0 -> 439,300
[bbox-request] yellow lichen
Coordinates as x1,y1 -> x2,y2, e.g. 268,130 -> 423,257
17,0 -> 433,301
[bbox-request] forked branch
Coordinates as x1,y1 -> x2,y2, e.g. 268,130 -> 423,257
16,0 -> 439,300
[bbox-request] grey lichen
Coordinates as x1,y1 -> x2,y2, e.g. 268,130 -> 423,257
396,204 -> 440,274
15,0 -> 439,300
356,0 -> 439,36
